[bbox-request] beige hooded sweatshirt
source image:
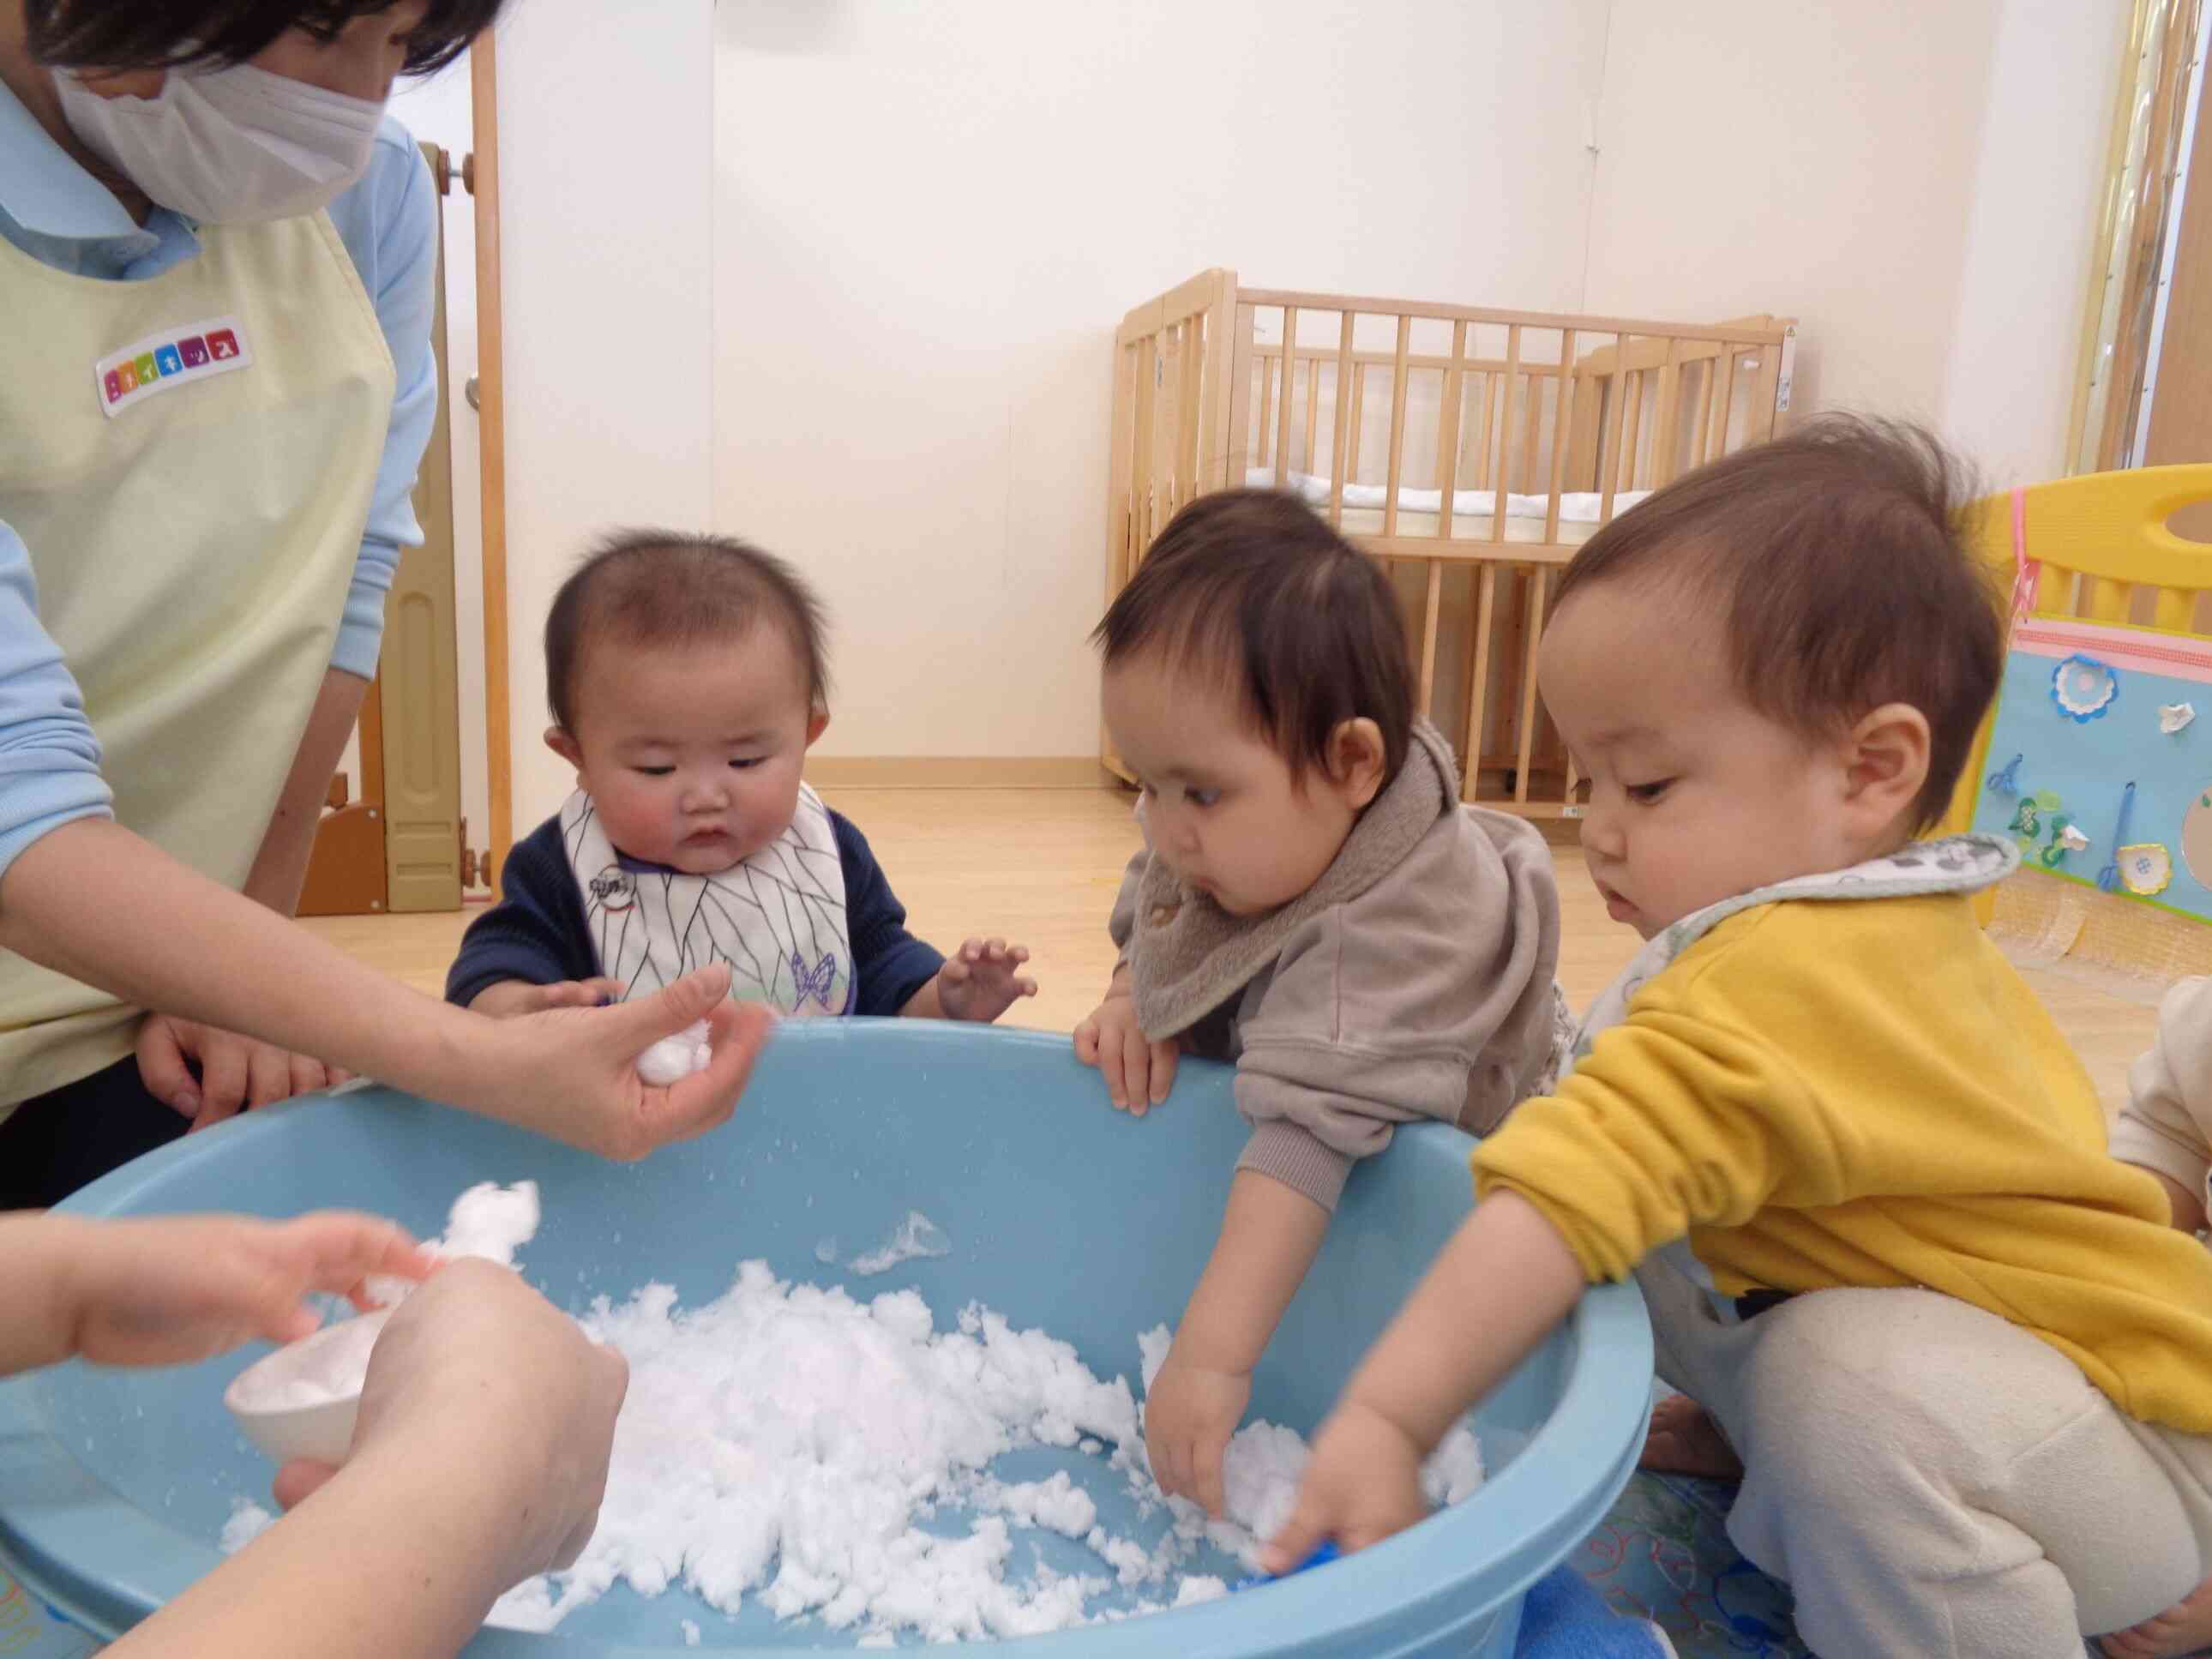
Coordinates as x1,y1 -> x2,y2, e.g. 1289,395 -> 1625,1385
1110,718 -> 1568,1211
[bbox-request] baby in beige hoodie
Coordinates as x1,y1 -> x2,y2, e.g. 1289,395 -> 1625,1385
1073,489 -> 1569,1520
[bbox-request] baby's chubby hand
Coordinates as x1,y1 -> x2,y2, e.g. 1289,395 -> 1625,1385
935,939 -> 1038,1024
1073,979 -> 1179,1113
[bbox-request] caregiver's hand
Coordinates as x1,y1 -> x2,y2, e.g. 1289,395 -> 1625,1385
491,964 -> 776,1161
0,1211 -> 432,1378
109,1262 -> 624,1659
269,1259 -> 626,1580
136,1013 -> 347,1131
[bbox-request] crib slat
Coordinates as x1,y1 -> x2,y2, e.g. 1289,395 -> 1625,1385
1419,559 -> 1445,712
1749,340 -> 1782,442
1303,354 -> 1320,476
1464,564 -> 1499,800
1185,319 -> 1207,506
1690,357 -> 1717,470
1329,311 -> 1355,526
1347,356 -> 1367,484
1106,336 -> 1137,598
1225,304 -> 1256,490
1199,281 -> 1236,492
1710,346 -> 1739,461
1492,326 -> 1523,544
1275,309 -> 1301,490
1618,370 -> 1644,496
1435,322 -> 1469,538
1175,322 -> 1203,514
1651,340 -> 1685,487
1545,329 -> 1578,544
1132,335 -> 1158,552
1513,568 -> 1548,804
1153,334 -> 1176,538
1474,376 -> 1498,494
1598,337 -> 1630,522
1522,370 -> 1543,490
1383,314 -> 1413,537
1258,354 -> 1277,477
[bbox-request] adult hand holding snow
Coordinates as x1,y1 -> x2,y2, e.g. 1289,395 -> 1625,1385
482,965 -> 775,1159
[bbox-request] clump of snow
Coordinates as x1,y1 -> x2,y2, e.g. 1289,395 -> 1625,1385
484,1263 -> 1485,1644
219,1498 -> 274,1554
846,1211 -> 951,1277
221,1184 -> 1488,1646
636,1019 -> 714,1086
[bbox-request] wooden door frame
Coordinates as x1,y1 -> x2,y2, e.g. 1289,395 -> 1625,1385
470,35 -> 513,892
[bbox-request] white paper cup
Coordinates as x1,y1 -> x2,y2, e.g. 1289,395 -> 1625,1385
223,1307 -> 391,1465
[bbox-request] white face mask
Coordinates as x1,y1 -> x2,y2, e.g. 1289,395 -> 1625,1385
54,62 -> 384,225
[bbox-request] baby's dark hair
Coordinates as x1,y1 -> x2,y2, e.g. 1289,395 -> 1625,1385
1092,490 -> 1416,783
1554,415 -> 2001,830
544,530 -> 829,734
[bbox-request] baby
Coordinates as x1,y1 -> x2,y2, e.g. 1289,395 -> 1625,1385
448,531 -> 1036,1037
1075,490 -> 1568,1519
2097,978 -> 2212,1659
1265,418 -> 2212,1659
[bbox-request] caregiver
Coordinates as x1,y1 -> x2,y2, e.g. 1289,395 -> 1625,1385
0,0 -> 772,1209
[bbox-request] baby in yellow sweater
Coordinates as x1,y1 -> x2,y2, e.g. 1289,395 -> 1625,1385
1265,417 -> 2212,1659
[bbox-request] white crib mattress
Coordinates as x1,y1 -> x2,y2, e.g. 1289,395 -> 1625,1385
1253,468 -> 1650,548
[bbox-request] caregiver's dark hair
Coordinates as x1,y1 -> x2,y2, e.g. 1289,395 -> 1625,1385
25,0 -> 502,74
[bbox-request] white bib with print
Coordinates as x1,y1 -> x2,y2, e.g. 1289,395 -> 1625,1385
561,784 -> 854,1016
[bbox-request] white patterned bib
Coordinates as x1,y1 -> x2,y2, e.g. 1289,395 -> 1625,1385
560,784 -> 854,1016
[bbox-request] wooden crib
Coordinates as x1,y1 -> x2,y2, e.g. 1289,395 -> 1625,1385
1102,268 -> 1798,818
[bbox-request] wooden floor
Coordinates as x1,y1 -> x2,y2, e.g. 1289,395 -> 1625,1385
304,786 -> 2161,1116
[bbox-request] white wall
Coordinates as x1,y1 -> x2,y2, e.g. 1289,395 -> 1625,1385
1944,0 -> 2128,484
496,0 -> 717,830
708,0 -> 1610,761
1582,0 -> 2123,488
475,0 -> 2127,793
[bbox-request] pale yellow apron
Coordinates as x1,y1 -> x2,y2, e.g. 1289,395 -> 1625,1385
0,210 -> 393,1113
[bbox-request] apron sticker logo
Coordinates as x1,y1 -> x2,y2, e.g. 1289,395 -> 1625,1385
93,316 -> 253,419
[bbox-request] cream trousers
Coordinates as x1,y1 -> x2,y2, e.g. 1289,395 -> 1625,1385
1639,1259 -> 2212,1658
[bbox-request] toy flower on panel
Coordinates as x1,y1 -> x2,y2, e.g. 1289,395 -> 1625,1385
2051,654 -> 2119,723
2119,845 -> 2174,898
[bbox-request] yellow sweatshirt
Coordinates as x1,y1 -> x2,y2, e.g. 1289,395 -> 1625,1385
1472,892 -> 2212,1434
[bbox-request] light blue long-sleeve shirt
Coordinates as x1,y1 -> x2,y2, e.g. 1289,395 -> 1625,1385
0,81 -> 439,876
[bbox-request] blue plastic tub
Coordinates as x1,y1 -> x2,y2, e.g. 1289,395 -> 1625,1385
0,1021 -> 1649,1656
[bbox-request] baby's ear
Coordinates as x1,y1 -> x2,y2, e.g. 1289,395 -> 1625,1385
1841,702 -> 1931,826
806,705 -> 832,748
544,726 -> 584,770
1327,718 -> 1389,810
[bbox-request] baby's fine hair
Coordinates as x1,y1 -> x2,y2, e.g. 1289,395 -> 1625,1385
1554,415 -> 2002,830
544,530 -> 829,734
1093,489 -> 1416,784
